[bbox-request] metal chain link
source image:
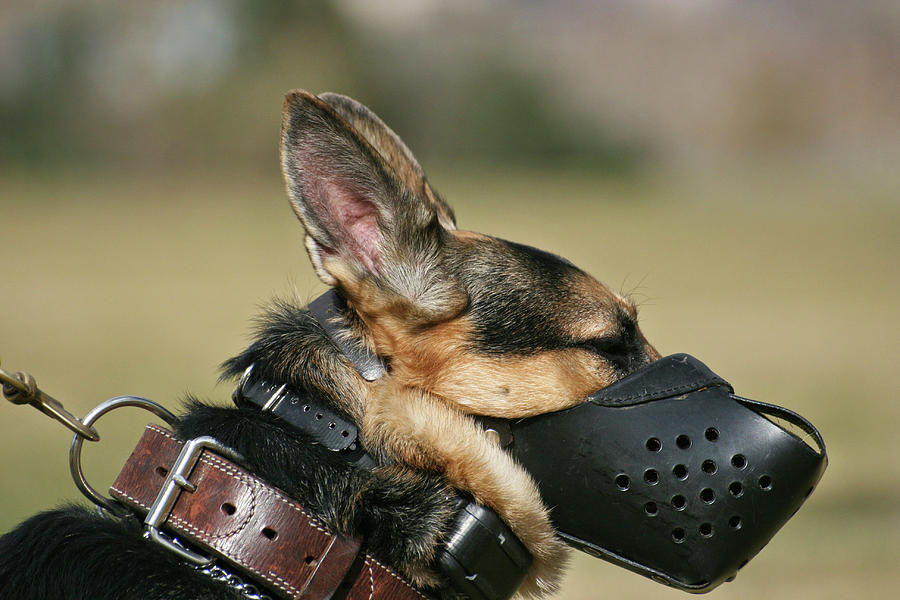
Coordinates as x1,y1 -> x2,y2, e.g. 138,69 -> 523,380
194,562 -> 274,600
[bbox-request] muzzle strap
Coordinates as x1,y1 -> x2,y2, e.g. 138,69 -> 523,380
588,353 -> 731,406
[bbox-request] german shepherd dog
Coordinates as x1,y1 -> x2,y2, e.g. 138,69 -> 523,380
0,91 -> 659,599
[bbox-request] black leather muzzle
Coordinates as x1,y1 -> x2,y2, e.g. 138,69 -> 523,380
480,353 -> 827,592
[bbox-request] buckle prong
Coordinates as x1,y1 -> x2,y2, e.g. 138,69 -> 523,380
172,474 -> 197,492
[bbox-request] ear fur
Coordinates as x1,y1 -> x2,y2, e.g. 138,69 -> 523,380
318,92 -> 457,231
280,90 -> 463,322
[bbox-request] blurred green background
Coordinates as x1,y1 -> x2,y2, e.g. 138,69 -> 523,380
1,2 -> 897,599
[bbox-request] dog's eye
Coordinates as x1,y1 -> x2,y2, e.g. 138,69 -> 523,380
584,336 -> 629,359
581,317 -> 639,368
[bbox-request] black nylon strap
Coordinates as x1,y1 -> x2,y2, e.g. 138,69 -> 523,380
308,290 -> 387,381
234,370 -> 376,470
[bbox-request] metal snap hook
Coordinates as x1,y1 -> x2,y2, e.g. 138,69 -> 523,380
1,361 -> 100,441
69,396 -> 178,515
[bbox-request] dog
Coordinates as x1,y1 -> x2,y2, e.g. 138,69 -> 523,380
0,90 -> 659,599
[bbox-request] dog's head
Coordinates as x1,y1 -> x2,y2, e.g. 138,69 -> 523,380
281,90 -> 659,418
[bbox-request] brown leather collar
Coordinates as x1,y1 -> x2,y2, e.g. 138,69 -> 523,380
110,424 -> 427,600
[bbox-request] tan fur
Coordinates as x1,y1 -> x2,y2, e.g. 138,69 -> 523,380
560,275 -> 625,340
362,380 -> 568,596
427,348 -> 608,417
367,316 -> 604,417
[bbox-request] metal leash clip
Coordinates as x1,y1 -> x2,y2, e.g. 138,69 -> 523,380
1,359 -> 100,441
2,358 -> 179,516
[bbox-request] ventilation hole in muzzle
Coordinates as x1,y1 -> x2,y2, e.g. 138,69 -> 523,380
644,502 -> 658,516
729,482 -> 744,497
615,474 -> 631,490
700,488 -> 715,504
728,515 -> 742,529
303,405 -> 310,412
262,527 -> 278,540
155,466 -> 168,478
646,437 -> 662,452
731,454 -> 747,469
671,495 -> 687,510
699,523 -> 713,537
671,528 -> 686,543
705,427 -> 719,442
673,464 -> 688,480
221,503 -> 237,516
644,469 -> 659,484
702,459 -> 717,474
676,435 -> 692,449
758,475 -> 773,490
315,413 -> 323,420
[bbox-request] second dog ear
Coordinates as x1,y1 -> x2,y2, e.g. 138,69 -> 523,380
280,90 -> 462,322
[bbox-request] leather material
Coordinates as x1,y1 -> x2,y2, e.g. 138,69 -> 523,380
587,353 -> 731,406
110,425 -> 426,600
503,354 -> 827,592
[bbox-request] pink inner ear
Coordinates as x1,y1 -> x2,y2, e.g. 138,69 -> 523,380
324,181 -> 382,275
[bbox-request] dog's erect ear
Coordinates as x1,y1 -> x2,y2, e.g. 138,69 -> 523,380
318,93 -> 456,231
281,90 -> 463,322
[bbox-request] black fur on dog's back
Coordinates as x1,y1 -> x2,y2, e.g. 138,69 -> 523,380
0,504 -> 242,600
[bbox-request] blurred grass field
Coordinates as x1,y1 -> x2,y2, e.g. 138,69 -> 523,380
1,165 -> 897,599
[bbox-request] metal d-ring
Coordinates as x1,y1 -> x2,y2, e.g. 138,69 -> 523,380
69,395 -> 178,516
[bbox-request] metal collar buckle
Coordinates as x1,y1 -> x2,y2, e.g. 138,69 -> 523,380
143,435 -> 246,565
